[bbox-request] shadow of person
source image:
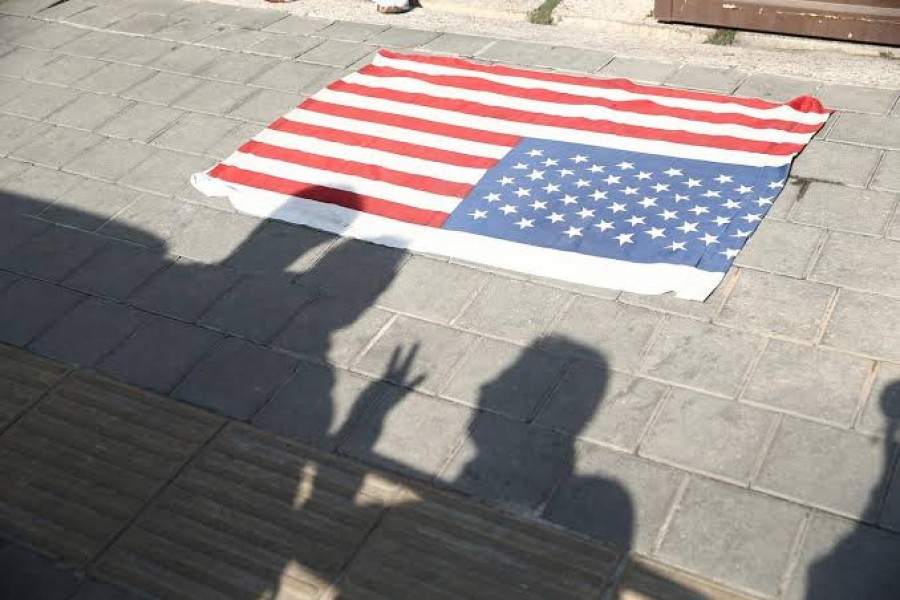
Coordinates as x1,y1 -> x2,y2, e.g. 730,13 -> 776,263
801,380 -> 900,600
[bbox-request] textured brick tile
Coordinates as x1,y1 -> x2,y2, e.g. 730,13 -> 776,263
74,62 -> 154,94
366,27 -> 440,48
641,389 -> 774,482
41,179 -> 141,231
0,113 -> 48,155
816,84 -> 899,114
538,364 -> 666,452
440,414 -> 571,508
46,92 -> 130,131
11,21 -> 86,50
857,361 -> 900,440
249,60 -> 340,93
356,316 -> 476,393
872,151 -> 900,192
11,125 -> 101,168
152,18 -> 220,43
548,297 -> 661,371
98,102 -> 184,142
341,388 -> 473,478
29,297 -> 144,366
174,337 -> 297,419
791,182 -> 897,234
664,65 -> 745,93
442,338 -> 567,419
657,479 -> 805,597
298,237 -> 407,298
597,57 -> 680,83
118,148 -> 213,196
0,329 -> 69,428
97,315 -> 221,393
204,120 -> 261,160
263,15 -> 333,36
0,46 -> 56,77
0,165 -> 82,210
315,21 -> 387,42
218,7 -> 287,30
197,51 -> 277,84
107,12 -> 180,35
63,137 -> 155,182
716,270 -> 834,340
545,442 -> 682,552
246,33 -> 323,58
0,278 -> 83,346
171,1 -> 239,23
786,514 -> 900,600
199,274 -> 314,343
101,36 -> 172,66
65,4 -> 134,28
829,113 -> 900,150
56,30 -> 122,58
298,39 -> 374,68
121,71 -> 201,105
64,243 -> 171,301
734,219 -> 823,277
152,43 -> 222,75
128,258 -> 237,321
228,87 -> 301,123
824,291 -> 900,361
198,27 -> 270,52
98,195 -> 197,249
419,33 -> 492,56
456,278 -> 570,344
537,46 -> 614,72
171,79 -> 255,115
221,220 -> 333,277
29,54 -> 104,86
735,73 -> 818,102
166,207 -> 260,262
755,417 -> 888,519
791,140 -> 881,187
0,225 -> 107,282
811,233 -> 900,298
150,112 -> 241,154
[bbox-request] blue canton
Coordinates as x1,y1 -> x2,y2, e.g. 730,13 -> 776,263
442,139 -> 789,273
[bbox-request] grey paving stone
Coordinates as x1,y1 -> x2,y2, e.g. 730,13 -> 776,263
537,46 -> 614,73
0,541 -> 83,600
440,414 -> 572,508
299,39 -> 375,68
664,65 -> 746,93
657,478 -> 805,597
98,102 -> 184,141
872,151 -> 900,192
356,316 -> 477,393
0,156 -> 27,182
1,81 -> 80,119
222,219 -> 335,276
755,417 -> 888,520
0,225 -> 107,282
227,87 -> 301,123
816,83 -> 899,114
56,30 -> 123,58
0,165 -> 82,212
0,16 -> 43,42
883,461 -> 900,533
298,237 -> 407,298
455,278 -> 570,344
263,15 -> 333,36
441,337 -> 567,419
99,195 -> 199,248
152,43 -> 222,74
120,70 -> 201,104
824,291 -> 900,361
640,318 -> 762,396
857,361 -> 900,441
641,389 -> 774,482
128,257 -> 238,321
29,297 -> 144,366
64,242 -> 171,301
366,27 -> 440,48
34,0 -> 92,20
314,21 -> 387,42
63,137 -> 155,182
791,182 -> 897,234
11,125 -> 101,169
889,212 -> 900,242
734,219 -> 824,278
172,79 -> 255,115
0,278 -> 84,345
716,270 -> 834,340
0,46 -> 56,76
829,112 -> 900,150
97,314 -> 222,393
107,12 -> 180,35
249,59 -> 340,93
174,336 -> 297,419
171,1 -> 239,23
340,387 -> 473,478
597,57 -> 680,84
548,296 -> 661,371
199,28 -> 271,53
12,21 -> 86,50
218,6 -> 287,30
101,36 -> 173,66
791,140 -> 881,187
74,62 -> 155,94
204,120 -> 261,160
150,18 -> 221,44
199,51 -> 277,83
0,77 -> 32,107
47,93 -> 132,131
544,442 -> 682,552
150,112 -> 241,154
41,179 -> 141,231
0,113 -> 48,155
0,214 -> 49,261
65,4 -> 134,28
419,33 -> 492,56
275,295 -> 393,367
734,73 -> 819,102
199,274 -> 314,343
810,233 -> 900,298
174,180 -> 233,212
744,340 -> 871,426
375,257 -> 484,323
166,206 -> 259,262
246,33 -> 323,58
538,364 -> 667,452
118,148 -> 213,196
477,40 -> 550,65
786,513 -> 900,600
253,360 -> 384,449
29,54 -> 105,86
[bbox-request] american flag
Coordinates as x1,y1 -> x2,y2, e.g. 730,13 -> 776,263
193,50 -> 829,300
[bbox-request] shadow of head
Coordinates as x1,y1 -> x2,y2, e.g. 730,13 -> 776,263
881,381 -> 900,423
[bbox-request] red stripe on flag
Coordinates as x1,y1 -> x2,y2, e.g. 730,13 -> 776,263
209,164 -> 450,227
268,118 -> 499,169
239,140 -> 475,199
378,50 -> 829,115
330,81 -> 806,156
300,98 -> 521,147
359,65 -> 823,135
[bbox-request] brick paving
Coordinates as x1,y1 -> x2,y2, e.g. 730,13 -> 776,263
0,0 -> 899,598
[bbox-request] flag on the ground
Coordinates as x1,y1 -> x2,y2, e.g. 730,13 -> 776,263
192,50 -> 829,300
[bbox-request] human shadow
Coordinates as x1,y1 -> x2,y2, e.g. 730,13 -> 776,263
801,380 -> 900,600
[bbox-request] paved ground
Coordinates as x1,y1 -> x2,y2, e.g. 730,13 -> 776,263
0,0 -> 899,598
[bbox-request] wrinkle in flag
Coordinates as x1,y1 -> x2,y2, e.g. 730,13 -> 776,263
192,50 -> 829,300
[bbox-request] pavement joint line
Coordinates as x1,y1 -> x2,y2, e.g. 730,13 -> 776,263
633,312 -> 669,376
650,470 -> 691,555
445,270 -> 490,327
852,360 -> 884,431
0,361 -> 74,438
777,506 -> 814,598
733,334 -> 770,402
747,412 -> 784,488
347,310 -> 398,371
812,286 -> 841,346
633,383 -> 674,455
